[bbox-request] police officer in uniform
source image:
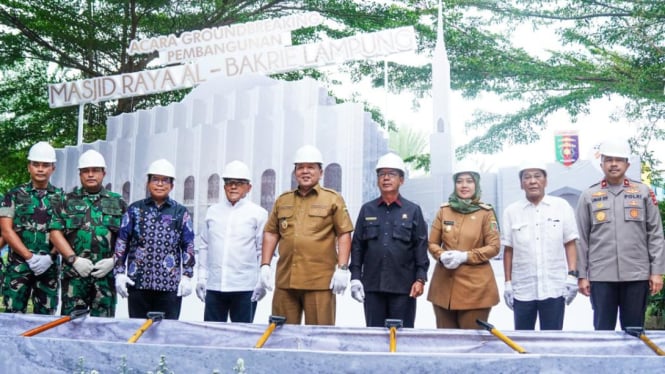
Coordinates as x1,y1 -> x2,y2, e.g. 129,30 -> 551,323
50,150 -> 127,317
259,145 -> 354,325
576,138 -> 665,330
349,153 -> 429,328
0,142 -> 64,314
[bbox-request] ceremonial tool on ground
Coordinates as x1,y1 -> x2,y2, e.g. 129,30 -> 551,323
21,308 -> 89,337
127,311 -> 165,343
476,319 -> 527,354
254,315 -> 286,348
385,319 -> 403,353
625,326 -> 665,356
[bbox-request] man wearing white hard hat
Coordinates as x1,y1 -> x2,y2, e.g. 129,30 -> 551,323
114,159 -> 196,320
260,145 -> 354,325
50,149 -> 127,317
0,141 -> 63,314
349,153 -> 429,328
576,138 -> 665,330
196,160 -> 268,322
501,160 -> 579,330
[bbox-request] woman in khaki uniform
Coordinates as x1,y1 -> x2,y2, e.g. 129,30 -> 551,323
427,166 -> 500,329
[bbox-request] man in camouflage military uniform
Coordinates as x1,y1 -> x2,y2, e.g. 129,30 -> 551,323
50,150 -> 126,317
0,142 -> 63,314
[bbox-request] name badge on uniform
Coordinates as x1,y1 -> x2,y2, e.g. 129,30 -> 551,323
443,220 -> 454,232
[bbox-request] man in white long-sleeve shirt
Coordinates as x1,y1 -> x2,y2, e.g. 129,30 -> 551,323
196,160 -> 268,322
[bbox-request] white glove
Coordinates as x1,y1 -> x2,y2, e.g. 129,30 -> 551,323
565,275 -> 578,305
504,281 -> 514,310
259,265 -> 273,291
195,282 -> 206,302
329,267 -> 350,295
177,276 -> 194,297
441,250 -> 468,270
196,268 -> 207,302
72,257 -> 94,277
90,258 -> 115,278
115,273 -> 134,298
350,279 -> 365,303
251,284 -> 267,302
26,254 -> 53,276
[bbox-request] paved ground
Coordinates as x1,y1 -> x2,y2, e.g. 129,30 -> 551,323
116,259 -> 598,331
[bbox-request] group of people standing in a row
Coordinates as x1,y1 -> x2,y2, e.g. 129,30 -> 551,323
1,142 -> 196,319
2,139 -> 663,332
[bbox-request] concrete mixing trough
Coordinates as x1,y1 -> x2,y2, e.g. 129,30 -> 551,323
1,313 -> 663,373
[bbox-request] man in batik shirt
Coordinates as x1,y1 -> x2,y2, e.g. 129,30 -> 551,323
114,159 -> 196,320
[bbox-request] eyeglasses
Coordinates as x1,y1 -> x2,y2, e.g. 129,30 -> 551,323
224,179 -> 249,187
149,176 -> 172,185
377,171 -> 400,178
521,173 -> 545,181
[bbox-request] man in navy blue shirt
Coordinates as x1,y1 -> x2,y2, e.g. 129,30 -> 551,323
349,153 -> 429,328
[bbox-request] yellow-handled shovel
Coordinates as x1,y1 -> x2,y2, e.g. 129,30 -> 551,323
477,319 -> 527,354
128,311 -> 164,343
625,326 -> 665,356
385,319 -> 403,353
254,315 -> 286,348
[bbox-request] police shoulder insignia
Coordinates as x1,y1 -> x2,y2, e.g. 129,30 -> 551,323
441,202 -> 450,208
649,189 -> 658,206
478,203 -> 493,210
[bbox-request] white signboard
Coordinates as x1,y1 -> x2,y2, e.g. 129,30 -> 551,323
48,11 -> 416,108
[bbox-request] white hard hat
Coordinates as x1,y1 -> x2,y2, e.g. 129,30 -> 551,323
293,145 -> 323,164
222,160 -> 251,182
452,160 -> 479,177
518,160 -> 548,176
147,159 -> 176,178
375,153 -> 405,174
599,138 -> 631,159
78,150 -> 106,169
27,142 -> 57,163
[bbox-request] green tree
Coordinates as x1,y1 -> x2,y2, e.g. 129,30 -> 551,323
379,1 -> 664,170
1,0 -> 663,189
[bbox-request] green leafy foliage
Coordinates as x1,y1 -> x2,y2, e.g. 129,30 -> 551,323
646,200 -> 665,319
0,0 -> 663,187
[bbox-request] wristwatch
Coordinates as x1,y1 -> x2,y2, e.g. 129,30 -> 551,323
65,254 -> 77,266
568,269 -> 579,278
337,264 -> 349,270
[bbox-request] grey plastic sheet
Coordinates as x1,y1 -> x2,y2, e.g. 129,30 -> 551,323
2,313 -> 664,373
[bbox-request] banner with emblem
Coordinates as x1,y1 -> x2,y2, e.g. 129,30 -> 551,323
554,130 -> 579,167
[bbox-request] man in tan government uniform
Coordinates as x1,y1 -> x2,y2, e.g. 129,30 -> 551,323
259,145 -> 354,325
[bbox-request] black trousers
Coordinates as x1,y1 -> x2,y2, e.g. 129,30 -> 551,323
590,280 -> 649,330
364,291 -> 416,328
204,290 -> 256,322
127,287 -> 182,320
513,296 -> 565,330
